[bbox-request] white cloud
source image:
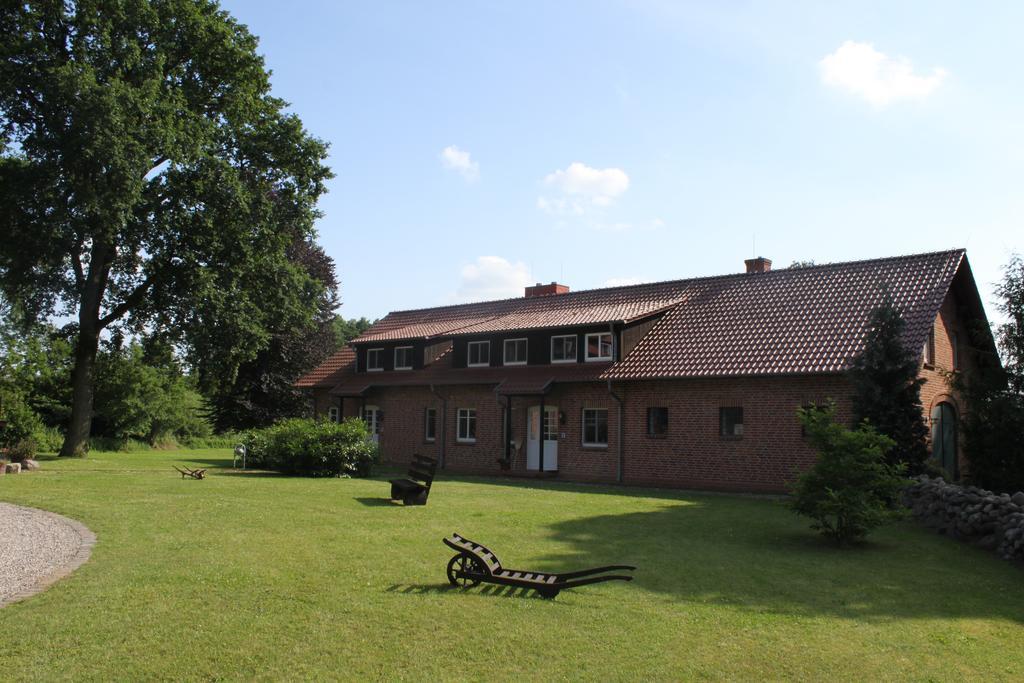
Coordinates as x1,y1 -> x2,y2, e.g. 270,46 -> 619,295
538,162 -> 629,213
439,145 -> 480,182
819,41 -> 947,108
454,256 -> 532,302
603,277 -> 647,287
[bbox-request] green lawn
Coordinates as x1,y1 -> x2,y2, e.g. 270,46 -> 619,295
1,450 -> 1022,681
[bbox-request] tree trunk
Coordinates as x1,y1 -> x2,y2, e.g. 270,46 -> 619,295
59,240 -> 112,457
60,324 -> 100,457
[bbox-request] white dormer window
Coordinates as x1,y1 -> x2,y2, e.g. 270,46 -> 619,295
468,341 -> 490,367
394,346 -> 414,370
551,335 -> 577,363
504,338 -> 527,365
367,348 -> 384,372
585,332 -> 613,361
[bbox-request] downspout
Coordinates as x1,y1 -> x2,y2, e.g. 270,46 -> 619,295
496,393 -> 512,469
430,384 -> 448,469
608,321 -> 625,483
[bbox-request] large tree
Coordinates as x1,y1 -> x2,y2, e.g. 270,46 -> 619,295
955,254 -> 1024,492
205,239 -> 340,431
848,298 -> 929,472
0,1 -> 331,455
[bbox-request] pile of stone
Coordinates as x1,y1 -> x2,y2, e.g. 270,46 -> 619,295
0,459 -> 40,475
902,475 -> 1024,562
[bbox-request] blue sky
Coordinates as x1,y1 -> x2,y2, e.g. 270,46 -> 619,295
220,0 -> 1023,322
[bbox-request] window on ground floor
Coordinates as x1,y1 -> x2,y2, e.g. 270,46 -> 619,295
720,407 -> 743,438
425,408 -> 437,442
328,406 -> 340,423
582,408 -> 609,446
799,403 -> 828,437
647,407 -> 668,437
457,408 -> 477,442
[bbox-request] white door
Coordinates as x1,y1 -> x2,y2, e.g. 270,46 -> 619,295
526,405 -> 558,471
363,405 -> 381,444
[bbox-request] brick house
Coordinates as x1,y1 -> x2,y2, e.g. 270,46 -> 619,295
297,249 -> 994,492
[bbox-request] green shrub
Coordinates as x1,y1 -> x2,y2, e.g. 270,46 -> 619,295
0,391 -> 45,452
180,433 -> 241,449
242,418 -> 378,477
32,425 -> 64,454
5,438 -> 37,462
789,404 -> 907,545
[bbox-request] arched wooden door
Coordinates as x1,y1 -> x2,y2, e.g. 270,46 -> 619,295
930,402 -> 958,478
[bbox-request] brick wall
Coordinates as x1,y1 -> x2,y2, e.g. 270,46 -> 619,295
918,287 -> 973,475
615,375 -> 853,492
313,375 -> 852,493
302,291 -> 981,492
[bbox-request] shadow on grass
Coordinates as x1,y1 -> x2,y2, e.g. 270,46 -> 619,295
420,470 -> 782,502
182,457 -> 235,468
212,470 -> 284,478
536,499 -> 1024,623
385,583 -> 552,600
355,497 -> 399,507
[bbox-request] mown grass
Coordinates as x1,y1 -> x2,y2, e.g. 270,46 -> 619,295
1,449 -> 1022,681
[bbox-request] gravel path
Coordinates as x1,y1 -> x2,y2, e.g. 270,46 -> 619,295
0,502 -> 96,608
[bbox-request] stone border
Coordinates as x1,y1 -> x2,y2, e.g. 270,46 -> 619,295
0,504 -> 97,609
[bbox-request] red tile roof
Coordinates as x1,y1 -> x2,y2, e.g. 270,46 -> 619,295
294,347 -> 356,388
351,281 -> 693,343
604,249 -> 964,379
296,249 -> 968,388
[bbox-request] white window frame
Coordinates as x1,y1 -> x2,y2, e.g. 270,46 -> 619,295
551,334 -> 577,364
467,341 -> 490,367
394,345 -> 414,370
327,406 -> 340,423
457,408 -> 477,443
503,338 -> 528,366
585,332 -> 614,362
366,348 -> 384,372
425,408 -> 437,442
582,408 -> 609,447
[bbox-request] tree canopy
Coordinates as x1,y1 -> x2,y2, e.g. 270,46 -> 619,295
848,297 -> 929,472
0,1 -> 332,454
956,254 -> 1024,492
205,239 -> 340,431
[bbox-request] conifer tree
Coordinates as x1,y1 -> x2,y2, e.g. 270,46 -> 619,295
848,298 -> 929,472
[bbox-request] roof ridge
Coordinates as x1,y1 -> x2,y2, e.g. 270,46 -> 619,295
374,248 -> 965,318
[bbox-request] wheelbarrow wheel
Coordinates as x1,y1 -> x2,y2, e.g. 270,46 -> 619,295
446,554 -> 483,588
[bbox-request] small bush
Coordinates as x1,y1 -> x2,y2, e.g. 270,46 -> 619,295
0,391 -> 45,451
33,425 -> 64,454
5,439 -> 37,462
181,432 -> 241,449
789,404 -> 907,545
86,436 -> 151,452
242,418 -> 378,477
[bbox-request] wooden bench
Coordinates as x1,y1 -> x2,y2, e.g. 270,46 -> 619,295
389,454 -> 437,505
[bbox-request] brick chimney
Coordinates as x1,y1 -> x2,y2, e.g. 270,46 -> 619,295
744,257 -> 772,274
525,281 -> 570,298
